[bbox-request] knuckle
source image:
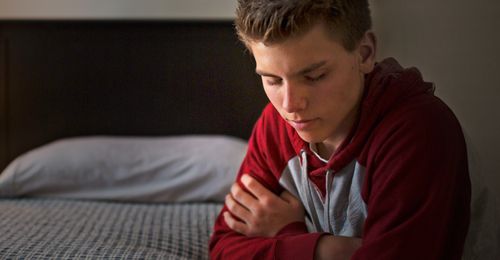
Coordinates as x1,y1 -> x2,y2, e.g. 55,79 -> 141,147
225,195 -> 235,209
260,197 -> 272,208
232,187 -> 243,199
246,179 -> 258,190
233,189 -> 243,199
230,184 -> 239,195
224,214 -> 234,227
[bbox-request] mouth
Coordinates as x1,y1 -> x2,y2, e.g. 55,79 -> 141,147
286,118 -> 318,130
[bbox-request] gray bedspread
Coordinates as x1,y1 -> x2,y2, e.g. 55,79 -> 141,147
0,198 -> 222,259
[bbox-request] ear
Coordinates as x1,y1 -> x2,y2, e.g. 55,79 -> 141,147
357,31 -> 377,74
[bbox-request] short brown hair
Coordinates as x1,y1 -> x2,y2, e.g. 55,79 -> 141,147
235,0 -> 372,51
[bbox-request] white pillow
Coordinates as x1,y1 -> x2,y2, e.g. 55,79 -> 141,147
0,135 -> 247,203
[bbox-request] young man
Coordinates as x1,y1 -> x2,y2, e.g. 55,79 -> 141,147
210,0 -> 471,259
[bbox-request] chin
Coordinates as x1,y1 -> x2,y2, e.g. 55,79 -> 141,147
296,131 -> 325,144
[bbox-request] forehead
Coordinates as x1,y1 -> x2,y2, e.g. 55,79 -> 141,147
249,22 -> 348,74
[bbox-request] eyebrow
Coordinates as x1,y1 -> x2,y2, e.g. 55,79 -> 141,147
255,60 -> 328,78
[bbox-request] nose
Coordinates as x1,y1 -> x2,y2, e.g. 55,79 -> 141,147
282,81 -> 307,113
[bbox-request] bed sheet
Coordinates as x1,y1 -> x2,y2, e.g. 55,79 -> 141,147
0,198 -> 222,259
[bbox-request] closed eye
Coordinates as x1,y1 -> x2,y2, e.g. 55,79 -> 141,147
265,77 -> 283,86
305,73 -> 326,82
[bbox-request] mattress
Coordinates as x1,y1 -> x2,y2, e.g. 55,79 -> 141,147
0,198 -> 222,259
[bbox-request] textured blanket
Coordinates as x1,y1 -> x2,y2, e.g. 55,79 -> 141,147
0,198 -> 222,259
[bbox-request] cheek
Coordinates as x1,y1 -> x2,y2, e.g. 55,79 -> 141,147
263,86 -> 282,107
316,74 -> 362,107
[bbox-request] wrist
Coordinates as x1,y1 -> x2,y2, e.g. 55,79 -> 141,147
314,235 -> 362,260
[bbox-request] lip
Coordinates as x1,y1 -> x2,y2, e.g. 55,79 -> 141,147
287,118 -> 318,130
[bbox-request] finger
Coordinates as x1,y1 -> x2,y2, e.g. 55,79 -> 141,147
279,190 -> 299,203
225,194 -> 252,222
223,211 -> 248,235
241,174 -> 278,201
231,182 -> 259,212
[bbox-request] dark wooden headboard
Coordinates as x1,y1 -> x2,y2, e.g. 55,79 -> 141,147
0,21 -> 268,170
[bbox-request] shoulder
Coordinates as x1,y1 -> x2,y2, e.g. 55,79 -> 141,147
359,91 -> 469,203
386,93 -> 463,140
364,91 -> 466,166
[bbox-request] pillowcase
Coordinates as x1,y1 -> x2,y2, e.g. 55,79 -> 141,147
0,135 -> 247,203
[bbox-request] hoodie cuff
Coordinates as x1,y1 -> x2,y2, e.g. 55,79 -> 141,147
275,232 -> 325,260
276,221 -> 309,236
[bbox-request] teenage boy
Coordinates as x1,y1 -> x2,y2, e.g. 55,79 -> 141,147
210,0 -> 470,259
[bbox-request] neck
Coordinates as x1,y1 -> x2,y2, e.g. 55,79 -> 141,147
319,98 -> 362,159
316,142 -> 336,159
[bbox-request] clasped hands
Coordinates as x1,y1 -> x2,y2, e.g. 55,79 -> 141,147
224,174 -> 305,237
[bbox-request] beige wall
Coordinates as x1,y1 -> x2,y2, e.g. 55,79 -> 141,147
0,0 -> 236,20
372,0 -> 500,211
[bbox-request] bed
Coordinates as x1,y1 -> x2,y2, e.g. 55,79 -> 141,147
0,21 -> 268,259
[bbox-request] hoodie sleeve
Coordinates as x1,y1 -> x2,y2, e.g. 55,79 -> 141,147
209,207 -> 324,259
209,104 -> 325,259
353,97 -> 471,260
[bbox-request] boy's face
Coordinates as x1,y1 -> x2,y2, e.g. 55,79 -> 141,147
249,22 -> 375,149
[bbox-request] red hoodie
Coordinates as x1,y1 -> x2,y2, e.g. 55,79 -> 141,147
209,58 -> 471,259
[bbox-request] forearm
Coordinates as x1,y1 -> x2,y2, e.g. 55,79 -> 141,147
314,235 -> 362,260
211,214 -> 324,260
210,230 -> 324,260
